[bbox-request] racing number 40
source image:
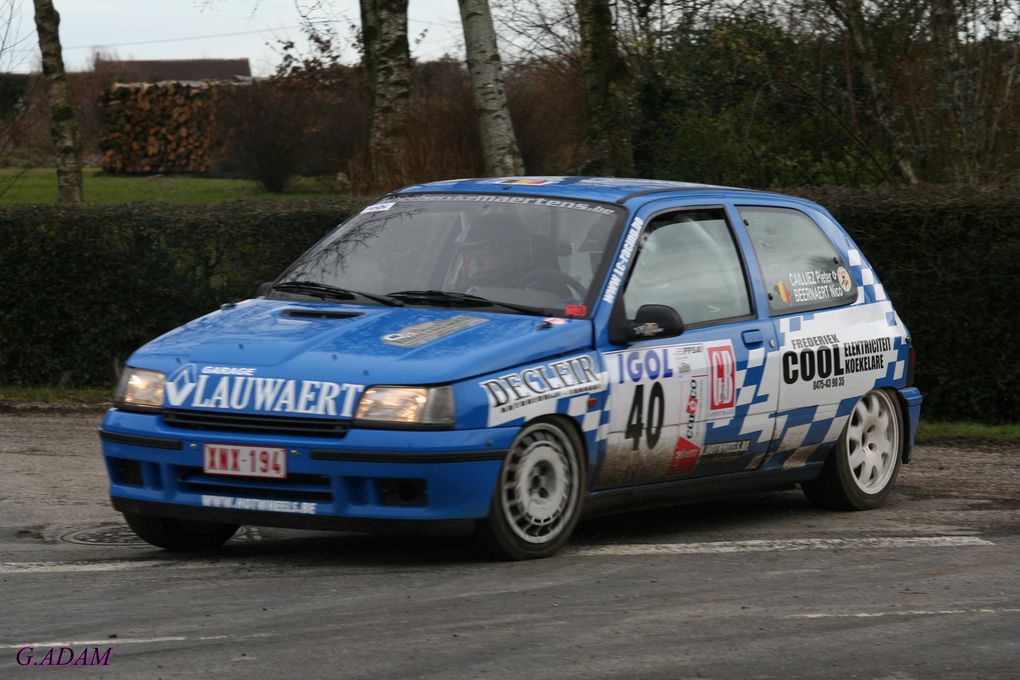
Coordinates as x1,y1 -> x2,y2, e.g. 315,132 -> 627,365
626,382 -> 665,450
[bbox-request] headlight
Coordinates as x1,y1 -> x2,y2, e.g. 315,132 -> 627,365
355,385 -> 454,426
115,368 -> 166,410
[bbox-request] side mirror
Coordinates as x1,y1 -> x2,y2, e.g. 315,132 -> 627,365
255,281 -> 274,298
623,304 -> 684,343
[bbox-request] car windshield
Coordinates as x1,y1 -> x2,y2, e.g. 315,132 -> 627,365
274,194 -> 625,316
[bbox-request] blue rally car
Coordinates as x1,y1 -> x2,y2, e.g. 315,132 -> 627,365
100,177 -> 922,559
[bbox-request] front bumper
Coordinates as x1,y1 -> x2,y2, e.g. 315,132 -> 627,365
100,409 -> 515,530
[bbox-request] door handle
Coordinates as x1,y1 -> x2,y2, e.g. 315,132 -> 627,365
741,329 -> 764,347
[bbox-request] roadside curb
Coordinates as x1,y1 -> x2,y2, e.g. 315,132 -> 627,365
0,402 -> 112,414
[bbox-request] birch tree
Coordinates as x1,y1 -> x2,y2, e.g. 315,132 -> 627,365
32,0 -> 83,204
360,0 -> 411,189
576,0 -> 636,176
458,0 -> 524,176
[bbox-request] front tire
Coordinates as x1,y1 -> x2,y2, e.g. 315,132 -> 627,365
123,512 -> 239,551
802,389 -> 903,510
477,420 -> 586,560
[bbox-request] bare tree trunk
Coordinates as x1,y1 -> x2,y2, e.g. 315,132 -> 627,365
824,0 -> 919,184
576,0 -> 635,177
930,0 -> 968,181
32,0 -> 83,204
458,0 -> 524,177
361,0 -> 410,190
359,0 -> 379,114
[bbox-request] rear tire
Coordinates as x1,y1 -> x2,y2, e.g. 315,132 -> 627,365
123,512 -> 239,551
802,389 -> 903,511
477,420 -> 586,560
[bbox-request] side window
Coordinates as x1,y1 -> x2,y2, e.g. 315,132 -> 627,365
623,208 -> 751,326
740,206 -> 857,314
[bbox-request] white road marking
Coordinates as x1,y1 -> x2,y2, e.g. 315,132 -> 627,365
0,560 -> 168,574
0,632 -> 277,650
1,536 -> 993,574
570,535 -> 993,556
0,560 -> 242,575
785,607 -> 1020,620
0,637 -> 186,649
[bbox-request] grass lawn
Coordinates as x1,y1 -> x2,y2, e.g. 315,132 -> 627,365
915,421 -> 1020,443
0,167 -> 335,205
0,385 -> 113,405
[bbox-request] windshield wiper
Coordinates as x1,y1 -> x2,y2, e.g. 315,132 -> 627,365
386,290 -> 541,315
273,281 -> 403,307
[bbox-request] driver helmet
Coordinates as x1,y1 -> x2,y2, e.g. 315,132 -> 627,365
460,213 -> 529,287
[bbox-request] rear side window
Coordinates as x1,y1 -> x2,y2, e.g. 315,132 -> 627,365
739,207 -> 857,314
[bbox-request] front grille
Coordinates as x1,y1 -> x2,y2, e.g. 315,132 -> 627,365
177,466 -> 333,502
162,409 -> 351,438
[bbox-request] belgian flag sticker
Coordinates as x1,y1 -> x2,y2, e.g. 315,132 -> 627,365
775,281 -> 792,304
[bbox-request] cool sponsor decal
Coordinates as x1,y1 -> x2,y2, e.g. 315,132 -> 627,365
166,365 -> 364,417
381,315 -> 488,348
201,494 -> 317,515
602,216 -> 644,304
782,336 -> 892,390
777,302 -> 908,412
481,355 -> 602,424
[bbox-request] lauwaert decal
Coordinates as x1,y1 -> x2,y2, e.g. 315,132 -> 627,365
166,365 -> 364,417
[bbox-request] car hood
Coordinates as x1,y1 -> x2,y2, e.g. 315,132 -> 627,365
132,299 -> 593,389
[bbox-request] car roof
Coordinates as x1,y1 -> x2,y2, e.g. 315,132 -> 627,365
394,176 -> 810,208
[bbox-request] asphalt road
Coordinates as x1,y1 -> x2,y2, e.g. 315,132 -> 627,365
2,412 -> 1018,679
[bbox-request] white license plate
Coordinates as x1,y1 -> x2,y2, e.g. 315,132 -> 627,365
203,444 -> 287,479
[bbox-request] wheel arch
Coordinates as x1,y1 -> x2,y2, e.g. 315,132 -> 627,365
524,413 -> 591,487
888,386 -> 913,464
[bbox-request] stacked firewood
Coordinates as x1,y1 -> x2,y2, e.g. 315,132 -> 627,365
97,81 -> 244,174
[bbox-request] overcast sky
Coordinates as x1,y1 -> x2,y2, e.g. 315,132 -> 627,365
2,0 -> 467,74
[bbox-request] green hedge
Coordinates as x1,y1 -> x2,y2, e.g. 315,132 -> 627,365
0,200 -> 360,387
796,186 -> 1020,423
1,188 -> 1016,422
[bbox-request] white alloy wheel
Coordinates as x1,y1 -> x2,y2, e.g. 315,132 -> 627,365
845,390 -> 900,494
501,424 -> 579,544
801,388 -> 904,511
478,420 -> 585,559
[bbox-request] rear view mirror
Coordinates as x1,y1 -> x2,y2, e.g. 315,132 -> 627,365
626,304 -> 684,342
255,281 -> 274,298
